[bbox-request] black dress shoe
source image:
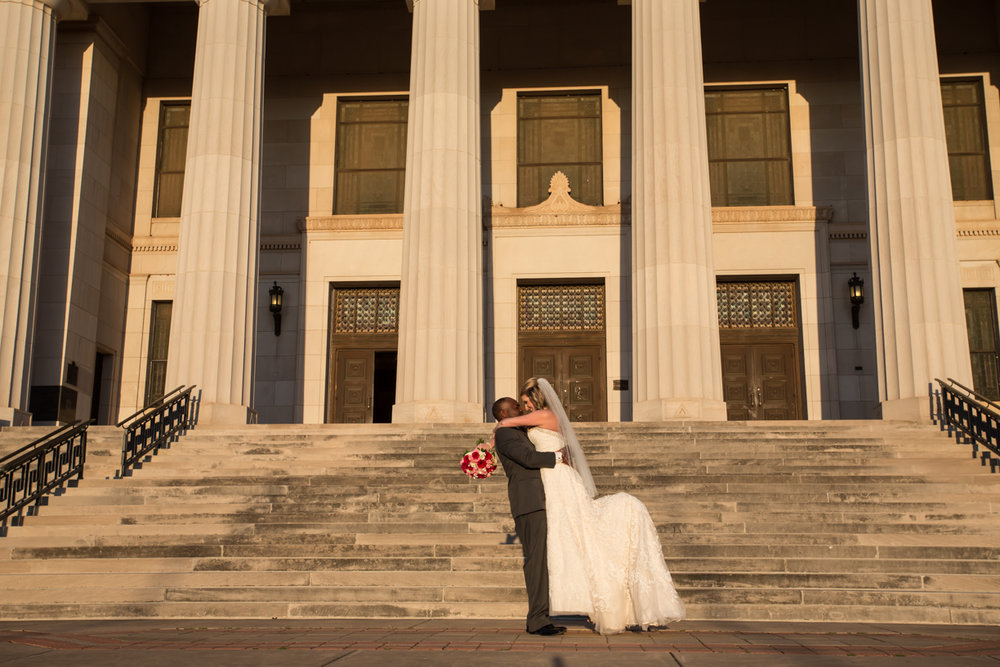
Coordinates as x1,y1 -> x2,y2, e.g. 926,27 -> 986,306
527,624 -> 567,636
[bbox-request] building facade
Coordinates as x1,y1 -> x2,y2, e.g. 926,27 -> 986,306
1,0 -> 997,426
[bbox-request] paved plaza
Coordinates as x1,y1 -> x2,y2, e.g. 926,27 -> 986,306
0,619 -> 997,666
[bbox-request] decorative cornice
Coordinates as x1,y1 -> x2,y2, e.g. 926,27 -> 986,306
300,215 -> 404,232
711,206 -> 834,224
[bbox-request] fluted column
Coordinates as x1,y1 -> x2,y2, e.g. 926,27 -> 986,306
630,0 -> 726,421
0,0 -> 64,426
165,0 -> 273,424
858,0 -> 973,420
393,0 -> 483,423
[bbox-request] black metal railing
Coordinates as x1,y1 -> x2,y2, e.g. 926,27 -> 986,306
0,420 -> 91,534
934,378 -> 1000,473
118,385 -> 195,478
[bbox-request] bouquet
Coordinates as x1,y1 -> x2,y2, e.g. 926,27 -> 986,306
461,438 -> 498,479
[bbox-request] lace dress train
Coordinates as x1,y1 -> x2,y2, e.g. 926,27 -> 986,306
529,427 -> 685,634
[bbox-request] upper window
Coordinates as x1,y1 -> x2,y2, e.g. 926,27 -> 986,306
517,92 -> 603,207
334,98 -> 408,215
152,102 -> 190,218
705,87 -> 793,207
942,79 -> 993,201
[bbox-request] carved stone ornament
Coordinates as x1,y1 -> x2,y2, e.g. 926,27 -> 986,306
490,171 -> 622,228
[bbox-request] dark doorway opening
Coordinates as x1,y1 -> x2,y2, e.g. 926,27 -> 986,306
372,350 -> 397,423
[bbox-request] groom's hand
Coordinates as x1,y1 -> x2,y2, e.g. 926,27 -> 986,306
556,449 -> 569,465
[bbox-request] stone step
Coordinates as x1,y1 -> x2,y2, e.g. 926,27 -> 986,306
2,420 -> 996,625
0,597 -> 995,625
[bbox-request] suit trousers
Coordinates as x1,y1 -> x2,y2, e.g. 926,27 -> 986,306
514,509 -> 550,632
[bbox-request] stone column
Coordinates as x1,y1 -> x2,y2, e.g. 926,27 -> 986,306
165,0 -> 278,425
630,0 -> 726,421
393,0 -> 483,423
858,0 -> 973,420
0,0 -> 70,426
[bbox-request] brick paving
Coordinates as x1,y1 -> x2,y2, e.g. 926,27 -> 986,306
0,619 -> 997,665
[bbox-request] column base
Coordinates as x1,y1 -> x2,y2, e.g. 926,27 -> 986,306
879,397 -> 932,423
0,407 -> 32,427
392,400 -> 484,424
634,398 -> 728,422
196,401 -> 254,426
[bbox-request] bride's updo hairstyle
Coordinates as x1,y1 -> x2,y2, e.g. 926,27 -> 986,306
519,377 -> 548,412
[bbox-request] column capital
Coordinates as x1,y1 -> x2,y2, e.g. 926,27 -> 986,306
41,0 -> 88,21
195,0 -> 289,15
405,0 -> 493,12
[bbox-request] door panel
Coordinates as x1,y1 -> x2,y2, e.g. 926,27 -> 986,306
721,346 -> 754,420
567,347 -> 601,421
335,349 -> 373,423
721,342 -> 800,420
519,343 -> 606,421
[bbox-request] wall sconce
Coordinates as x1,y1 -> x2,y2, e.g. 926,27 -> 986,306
269,281 -> 284,336
848,272 -> 864,329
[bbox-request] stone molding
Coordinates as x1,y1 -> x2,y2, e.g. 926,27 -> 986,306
711,205 -> 833,224
132,237 -> 178,254
300,215 -> 404,232
261,238 -> 301,251
829,230 -> 868,240
490,171 -> 622,228
956,221 -> 1000,238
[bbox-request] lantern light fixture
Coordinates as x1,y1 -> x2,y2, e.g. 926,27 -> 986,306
269,281 -> 284,336
848,273 -> 864,330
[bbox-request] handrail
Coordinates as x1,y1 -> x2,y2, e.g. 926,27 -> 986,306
116,385 -> 187,428
934,378 -> 1000,473
1,420 -> 91,535
119,385 -> 195,478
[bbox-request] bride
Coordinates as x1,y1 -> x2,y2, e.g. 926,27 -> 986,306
494,377 -> 686,634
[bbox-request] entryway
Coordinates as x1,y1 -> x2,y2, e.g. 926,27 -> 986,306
517,282 -> 607,422
718,279 -> 804,420
327,285 -> 399,423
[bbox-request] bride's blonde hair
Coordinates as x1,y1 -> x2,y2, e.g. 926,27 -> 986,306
519,377 -> 548,411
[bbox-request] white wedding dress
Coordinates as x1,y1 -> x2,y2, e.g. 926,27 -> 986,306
528,426 -> 686,634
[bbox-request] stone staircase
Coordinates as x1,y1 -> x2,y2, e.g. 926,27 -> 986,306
0,421 -> 998,624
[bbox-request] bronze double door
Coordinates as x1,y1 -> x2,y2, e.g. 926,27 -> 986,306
721,338 -> 802,420
518,338 -> 606,422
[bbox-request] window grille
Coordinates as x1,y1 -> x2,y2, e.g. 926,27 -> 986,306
334,98 -> 408,214
717,281 -> 797,329
517,92 -> 603,207
152,103 -> 190,218
705,87 -> 793,206
519,284 -> 605,332
942,79 -> 993,201
333,287 -> 399,334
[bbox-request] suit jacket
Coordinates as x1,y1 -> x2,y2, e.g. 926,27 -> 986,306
494,426 -> 557,518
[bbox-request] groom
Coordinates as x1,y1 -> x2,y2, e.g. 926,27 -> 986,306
491,397 -> 566,636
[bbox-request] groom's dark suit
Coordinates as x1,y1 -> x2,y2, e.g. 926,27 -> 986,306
493,426 -> 558,633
